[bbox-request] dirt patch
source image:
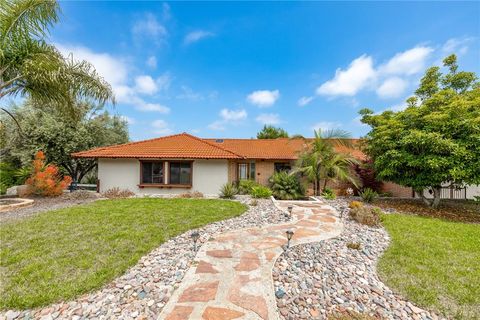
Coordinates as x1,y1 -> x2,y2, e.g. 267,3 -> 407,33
375,198 -> 480,223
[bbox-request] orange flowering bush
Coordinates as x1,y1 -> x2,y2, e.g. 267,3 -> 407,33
26,151 -> 72,197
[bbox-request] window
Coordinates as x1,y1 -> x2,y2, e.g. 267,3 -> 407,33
274,162 -> 291,173
238,162 -> 256,180
141,161 -> 164,184
169,162 -> 192,185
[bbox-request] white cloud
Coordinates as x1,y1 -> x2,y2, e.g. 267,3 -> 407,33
56,43 -> 127,92
316,55 -> 376,97
146,56 -> 157,68
297,96 -> 314,107
156,72 -> 171,91
220,108 -> 247,121
208,108 -> 248,131
176,85 -> 203,101
376,77 -> 408,99
442,37 -> 474,56
152,119 -> 173,135
135,75 -> 158,95
256,113 -> 281,125
132,13 -> 167,43
380,46 -> 433,75
311,121 -> 341,132
137,102 -> 170,113
247,89 -> 280,107
184,30 -> 215,45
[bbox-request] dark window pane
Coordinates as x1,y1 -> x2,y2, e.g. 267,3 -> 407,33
169,162 -> 192,185
249,162 -> 256,180
142,162 -> 163,184
274,162 -> 291,173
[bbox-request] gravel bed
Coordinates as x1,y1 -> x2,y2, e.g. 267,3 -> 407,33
0,192 -> 99,223
1,195 -> 287,320
273,197 -> 443,320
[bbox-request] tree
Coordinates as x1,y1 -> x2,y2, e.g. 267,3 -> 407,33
0,0 -> 114,119
294,129 -> 359,195
256,125 -> 289,139
1,100 -> 129,182
360,54 -> 480,208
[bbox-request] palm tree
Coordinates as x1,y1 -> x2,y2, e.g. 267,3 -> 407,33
0,0 -> 114,120
294,129 -> 359,195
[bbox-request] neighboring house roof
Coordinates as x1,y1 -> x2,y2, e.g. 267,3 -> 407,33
73,133 -> 365,160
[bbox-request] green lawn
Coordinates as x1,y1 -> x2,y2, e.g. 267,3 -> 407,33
379,214 -> 480,320
0,198 -> 247,309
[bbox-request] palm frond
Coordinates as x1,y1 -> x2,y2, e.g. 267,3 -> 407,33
0,0 -> 59,43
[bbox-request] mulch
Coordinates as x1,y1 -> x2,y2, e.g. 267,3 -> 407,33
374,198 -> 480,224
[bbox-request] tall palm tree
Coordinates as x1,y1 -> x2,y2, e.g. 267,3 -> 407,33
294,129 -> 359,195
0,0 -> 114,119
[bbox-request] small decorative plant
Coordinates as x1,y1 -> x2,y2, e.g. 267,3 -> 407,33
346,242 -> 361,250
238,179 -> 258,195
269,171 -> 305,200
349,205 -> 381,226
345,187 -> 354,197
25,151 -> 72,197
102,187 -> 135,199
220,182 -> 237,199
250,185 -> 273,199
250,199 -> 258,206
359,187 -> 378,203
321,187 -> 336,200
349,200 -> 363,209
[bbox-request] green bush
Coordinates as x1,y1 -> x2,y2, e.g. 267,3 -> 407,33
269,171 -> 305,200
237,179 -> 258,194
359,187 -> 378,203
250,185 -> 272,199
0,162 -> 17,194
220,182 -> 237,199
321,187 -> 336,200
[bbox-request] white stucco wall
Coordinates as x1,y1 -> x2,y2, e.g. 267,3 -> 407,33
98,158 -> 229,196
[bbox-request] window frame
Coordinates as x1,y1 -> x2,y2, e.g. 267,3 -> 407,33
237,161 -> 256,181
168,161 -> 193,186
139,160 -> 165,185
274,162 -> 292,173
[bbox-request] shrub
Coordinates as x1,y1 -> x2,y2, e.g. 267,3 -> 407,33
0,162 -> 17,194
321,187 -> 336,200
177,191 -> 204,198
354,159 -> 382,192
102,187 -> 135,199
25,151 -> 72,197
346,242 -> 361,250
349,206 -> 381,226
349,201 -> 363,209
473,196 -> 480,203
64,190 -> 97,200
250,185 -> 272,199
238,179 -> 258,194
359,188 -> 378,203
220,182 -> 237,199
269,171 -> 305,200
250,199 -> 258,206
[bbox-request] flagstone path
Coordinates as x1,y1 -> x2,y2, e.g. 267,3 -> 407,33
159,198 -> 343,320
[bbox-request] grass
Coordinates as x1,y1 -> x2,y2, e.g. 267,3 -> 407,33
0,198 -> 247,309
379,214 -> 480,319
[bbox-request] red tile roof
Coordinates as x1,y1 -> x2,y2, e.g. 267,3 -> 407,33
72,133 -> 242,159
73,133 -> 365,160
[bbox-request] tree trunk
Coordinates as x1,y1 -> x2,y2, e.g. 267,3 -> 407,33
431,187 -> 442,208
323,179 -> 328,192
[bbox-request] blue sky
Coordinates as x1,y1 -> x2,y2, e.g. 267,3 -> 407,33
48,1 -> 479,140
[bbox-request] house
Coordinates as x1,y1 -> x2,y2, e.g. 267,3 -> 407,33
73,132 -> 479,199
73,132 -> 362,196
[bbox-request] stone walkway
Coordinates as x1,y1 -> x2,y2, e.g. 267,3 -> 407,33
159,198 -> 342,320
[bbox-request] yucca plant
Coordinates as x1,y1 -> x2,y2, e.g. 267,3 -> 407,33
220,182 -> 237,199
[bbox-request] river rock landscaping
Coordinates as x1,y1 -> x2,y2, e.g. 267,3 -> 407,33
273,198 -> 443,320
0,196 -> 286,320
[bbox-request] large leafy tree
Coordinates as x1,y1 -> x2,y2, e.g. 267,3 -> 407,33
294,129 -> 359,195
256,125 -> 289,139
0,0 -> 114,118
360,54 -> 480,208
1,100 -> 129,182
